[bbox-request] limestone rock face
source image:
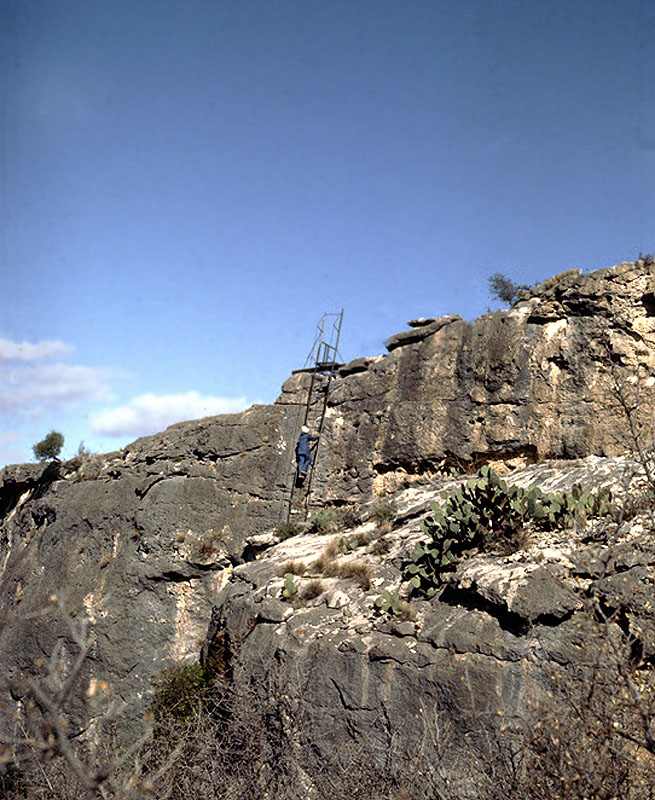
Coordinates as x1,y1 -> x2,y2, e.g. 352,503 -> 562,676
1,260 -> 654,739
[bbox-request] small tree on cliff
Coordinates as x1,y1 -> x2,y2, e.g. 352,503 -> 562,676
488,272 -> 529,306
32,430 -> 64,461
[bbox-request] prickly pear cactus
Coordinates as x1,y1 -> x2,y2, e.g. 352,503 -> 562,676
282,572 -> 298,600
405,467 -> 613,597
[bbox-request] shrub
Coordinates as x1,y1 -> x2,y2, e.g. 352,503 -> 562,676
32,430 -> 64,462
150,661 -> 221,723
336,506 -> 362,529
369,535 -> 392,555
274,520 -> 304,540
307,508 -> 339,534
370,499 -> 397,526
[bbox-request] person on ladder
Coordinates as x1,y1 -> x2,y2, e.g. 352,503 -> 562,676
296,425 -> 319,484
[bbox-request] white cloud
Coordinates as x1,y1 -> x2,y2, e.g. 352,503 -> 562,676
0,337 -> 71,361
91,391 -> 250,437
0,335 -> 116,416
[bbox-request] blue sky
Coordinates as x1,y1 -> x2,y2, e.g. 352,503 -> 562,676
1,0 -> 654,466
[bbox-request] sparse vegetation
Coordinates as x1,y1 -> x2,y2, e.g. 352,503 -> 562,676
312,536 -> 342,572
328,559 -> 372,590
310,539 -> 372,589
307,508 -> 339,534
307,506 -> 363,535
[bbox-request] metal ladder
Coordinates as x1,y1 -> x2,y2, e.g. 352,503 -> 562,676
285,310 -> 344,523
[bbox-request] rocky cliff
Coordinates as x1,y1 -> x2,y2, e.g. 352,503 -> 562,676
1,261 -> 655,789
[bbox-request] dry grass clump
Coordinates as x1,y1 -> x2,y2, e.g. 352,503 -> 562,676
310,537 -> 373,590
278,560 -> 307,577
396,600 -> 417,621
196,539 -> 216,558
330,560 -> 372,590
312,537 -> 341,572
299,578 -> 325,601
192,529 -> 222,560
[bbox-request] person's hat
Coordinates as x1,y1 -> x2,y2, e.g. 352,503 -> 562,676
301,425 -> 310,434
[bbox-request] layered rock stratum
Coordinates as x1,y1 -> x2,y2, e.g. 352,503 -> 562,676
1,261 -> 655,787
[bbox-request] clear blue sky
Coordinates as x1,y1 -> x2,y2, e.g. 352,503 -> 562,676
1,0 -> 654,466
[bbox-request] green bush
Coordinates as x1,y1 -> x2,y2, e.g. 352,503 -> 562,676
370,499 -> 397,526
150,661 -> 220,723
336,506 -> 362,529
32,430 -> 64,462
406,467 -> 613,597
307,508 -> 339,534
274,520 -> 304,540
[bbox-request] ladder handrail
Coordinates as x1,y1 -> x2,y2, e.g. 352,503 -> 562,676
285,310 -> 343,523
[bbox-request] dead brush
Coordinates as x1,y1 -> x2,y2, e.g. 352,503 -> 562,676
369,535 -> 392,556
196,539 -> 216,558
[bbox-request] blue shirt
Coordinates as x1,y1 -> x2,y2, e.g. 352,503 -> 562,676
296,432 -> 318,455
